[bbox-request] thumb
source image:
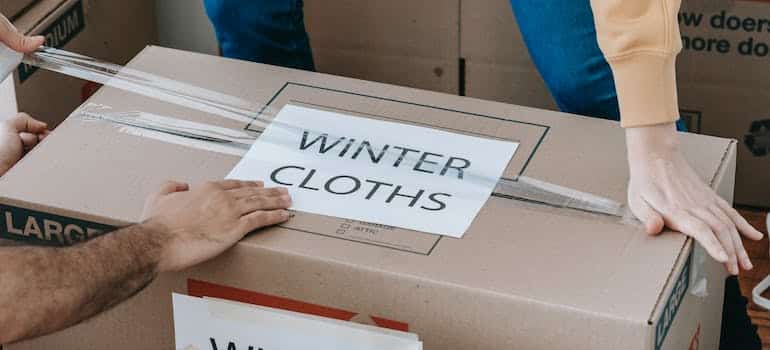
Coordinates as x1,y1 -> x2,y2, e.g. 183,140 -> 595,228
156,181 -> 189,195
0,15 -> 43,53
629,195 -> 665,235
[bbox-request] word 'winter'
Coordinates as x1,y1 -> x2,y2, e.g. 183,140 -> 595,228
299,131 -> 472,180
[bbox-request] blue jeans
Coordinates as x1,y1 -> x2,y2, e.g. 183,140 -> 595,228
203,0 -> 314,71
204,0 -> 686,128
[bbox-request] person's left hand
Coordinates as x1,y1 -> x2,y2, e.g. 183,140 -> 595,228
0,113 -> 49,176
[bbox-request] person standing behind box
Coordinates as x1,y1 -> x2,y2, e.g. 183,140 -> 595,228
0,14 -> 295,344
203,0 -> 765,348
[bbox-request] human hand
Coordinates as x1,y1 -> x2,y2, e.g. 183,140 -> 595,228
0,113 -> 48,176
0,13 -> 43,52
625,122 -> 763,275
141,180 -> 292,272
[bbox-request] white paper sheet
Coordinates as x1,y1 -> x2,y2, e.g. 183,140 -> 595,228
172,293 -> 422,350
227,105 -> 518,237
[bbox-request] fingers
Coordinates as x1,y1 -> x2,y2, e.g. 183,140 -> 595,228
210,179 -> 264,190
0,15 -> 43,53
628,195 -> 664,235
229,186 -> 285,200
716,198 -> 764,241
709,203 -> 754,271
731,226 -> 753,271
156,181 -> 190,195
239,209 -> 291,233
641,187 -> 731,264
236,188 -> 291,214
18,132 -> 39,149
664,209 -> 729,263
8,113 -> 47,134
690,207 -> 739,275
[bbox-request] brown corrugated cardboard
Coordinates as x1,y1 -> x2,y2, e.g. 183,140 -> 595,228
676,0 -> 770,208
11,0 -> 156,128
3,46 -> 732,349
459,0 -> 555,111
303,0 -> 459,95
460,0 -> 769,207
0,0 -> 37,19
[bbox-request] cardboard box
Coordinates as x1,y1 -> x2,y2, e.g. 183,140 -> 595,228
10,0 -> 156,128
0,0 -> 37,19
303,0 -> 459,95
459,0 -> 556,111
3,46 -> 733,349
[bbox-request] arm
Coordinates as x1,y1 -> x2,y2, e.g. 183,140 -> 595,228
0,180 -> 292,343
0,223 -> 163,343
589,1 -> 763,274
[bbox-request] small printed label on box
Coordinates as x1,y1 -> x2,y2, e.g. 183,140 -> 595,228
0,203 -> 114,246
18,0 -> 85,83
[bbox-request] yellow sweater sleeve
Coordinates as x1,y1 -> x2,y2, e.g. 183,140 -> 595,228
589,0 -> 682,127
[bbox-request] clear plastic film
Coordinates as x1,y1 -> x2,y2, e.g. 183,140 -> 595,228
20,46 -> 632,220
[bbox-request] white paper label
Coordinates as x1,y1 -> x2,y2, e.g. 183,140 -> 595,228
172,293 -> 422,350
227,105 -> 518,237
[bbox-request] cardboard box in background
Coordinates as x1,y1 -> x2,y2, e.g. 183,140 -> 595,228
4,46 -> 731,350
0,0 -> 37,19
303,0 -> 460,95
676,0 -> 770,208
459,0 -> 556,111
11,0 -> 156,128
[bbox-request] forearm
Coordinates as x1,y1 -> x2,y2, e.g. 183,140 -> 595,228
0,222 -> 166,344
625,122 -> 680,168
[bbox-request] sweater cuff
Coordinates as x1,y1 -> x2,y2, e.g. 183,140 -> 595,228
608,53 -> 680,128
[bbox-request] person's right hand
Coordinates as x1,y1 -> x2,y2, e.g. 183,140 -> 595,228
141,180 -> 292,272
0,13 -> 43,52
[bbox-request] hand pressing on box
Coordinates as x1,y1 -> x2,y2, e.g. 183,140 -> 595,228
626,123 -> 763,275
141,179 -> 292,272
0,13 -> 44,53
0,113 -> 49,176
0,180 -> 291,344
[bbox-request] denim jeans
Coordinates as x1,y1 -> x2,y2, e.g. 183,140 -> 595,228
203,0 -> 315,71
203,1 -> 756,347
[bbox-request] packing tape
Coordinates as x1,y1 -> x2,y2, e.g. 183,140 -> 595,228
12,45 -> 631,219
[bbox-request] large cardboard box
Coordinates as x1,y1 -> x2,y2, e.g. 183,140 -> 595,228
0,0 -> 37,18
303,0 -> 460,95
3,46 -> 733,349
10,0 -> 156,128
